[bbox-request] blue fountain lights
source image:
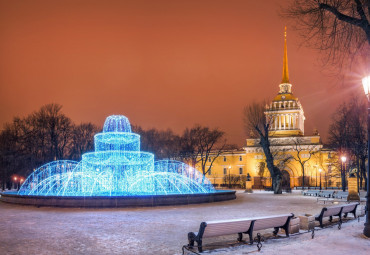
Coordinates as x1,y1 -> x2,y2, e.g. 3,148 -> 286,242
18,115 -> 214,196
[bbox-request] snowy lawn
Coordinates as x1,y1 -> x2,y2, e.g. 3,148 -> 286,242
0,191 -> 369,255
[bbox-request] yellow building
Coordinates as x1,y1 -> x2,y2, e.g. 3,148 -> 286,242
198,28 -> 340,189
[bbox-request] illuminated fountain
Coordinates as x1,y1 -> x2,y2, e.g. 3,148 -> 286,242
18,115 -> 215,197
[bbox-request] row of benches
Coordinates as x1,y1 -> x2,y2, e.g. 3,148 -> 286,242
295,187 -> 340,190
303,190 -> 348,199
188,203 -> 359,252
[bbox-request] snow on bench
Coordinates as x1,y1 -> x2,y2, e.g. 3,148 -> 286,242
314,203 -> 359,228
303,190 -> 320,196
342,203 -> 359,218
188,213 -> 294,253
318,190 -> 335,198
333,191 -> 348,200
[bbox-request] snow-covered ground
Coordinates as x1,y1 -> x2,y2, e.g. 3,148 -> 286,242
0,191 -> 369,255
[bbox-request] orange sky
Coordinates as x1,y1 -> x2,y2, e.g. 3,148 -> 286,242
0,0 -> 367,147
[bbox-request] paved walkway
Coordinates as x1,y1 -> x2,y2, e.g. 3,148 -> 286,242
0,191 -> 368,255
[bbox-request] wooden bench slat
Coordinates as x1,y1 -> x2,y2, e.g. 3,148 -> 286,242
203,221 -> 253,237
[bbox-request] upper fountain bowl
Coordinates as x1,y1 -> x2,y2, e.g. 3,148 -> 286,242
103,115 -> 132,133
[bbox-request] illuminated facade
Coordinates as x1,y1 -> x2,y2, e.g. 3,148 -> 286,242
19,115 -> 214,196
199,28 -> 339,189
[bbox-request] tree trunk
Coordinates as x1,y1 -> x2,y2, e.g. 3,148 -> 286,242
341,165 -> 346,191
256,125 -> 282,194
301,164 -> 305,189
271,166 -> 282,194
360,157 -> 364,189
259,137 -> 282,194
357,158 -> 360,193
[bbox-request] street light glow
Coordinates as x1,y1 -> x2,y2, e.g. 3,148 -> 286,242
319,168 -> 322,173
362,75 -> 370,96
363,74 -> 370,237
341,156 -> 347,163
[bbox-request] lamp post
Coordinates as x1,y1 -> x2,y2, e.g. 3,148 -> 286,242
19,178 -> 24,191
362,75 -> 370,237
341,156 -> 347,192
228,165 -> 231,188
13,176 -> 17,190
316,168 -> 318,188
319,169 -> 322,191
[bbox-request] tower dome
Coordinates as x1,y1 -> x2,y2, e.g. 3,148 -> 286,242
103,115 -> 132,133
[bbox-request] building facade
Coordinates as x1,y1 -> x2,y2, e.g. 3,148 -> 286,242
197,28 -> 340,189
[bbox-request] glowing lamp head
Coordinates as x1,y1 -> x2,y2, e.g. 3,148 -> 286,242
319,168 -> 322,173
341,156 -> 347,163
14,177 -> 17,181
362,76 -> 370,96
103,115 -> 132,133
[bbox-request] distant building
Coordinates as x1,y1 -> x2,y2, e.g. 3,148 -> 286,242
197,28 -> 340,189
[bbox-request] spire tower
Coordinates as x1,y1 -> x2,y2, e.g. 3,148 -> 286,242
282,26 -> 289,83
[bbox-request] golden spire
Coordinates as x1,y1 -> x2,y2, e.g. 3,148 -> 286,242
281,26 -> 290,83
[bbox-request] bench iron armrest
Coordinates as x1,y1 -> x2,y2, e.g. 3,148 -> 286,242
241,220 -> 255,244
315,208 -> 327,228
278,213 -> 294,237
343,203 -> 359,218
188,222 -> 207,251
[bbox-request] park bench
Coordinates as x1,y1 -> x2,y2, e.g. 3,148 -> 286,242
318,190 -> 334,198
314,203 -> 359,228
342,203 -> 359,219
303,190 -> 320,196
188,213 -> 294,252
333,191 -> 348,200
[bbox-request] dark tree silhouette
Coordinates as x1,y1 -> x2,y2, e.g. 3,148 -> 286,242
244,101 -> 283,194
181,125 -> 225,179
284,0 -> 369,69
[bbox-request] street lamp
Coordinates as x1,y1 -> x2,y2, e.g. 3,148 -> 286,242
319,169 -> 322,191
362,75 -> 370,237
13,176 -> 17,190
228,165 -> 232,188
341,156 -> 347,192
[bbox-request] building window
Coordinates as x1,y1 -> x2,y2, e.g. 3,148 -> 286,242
239,156 -> 243,161
239,167 -> 243,175
223,168 -> 227,175
223,156 -> 227,162
208,157 -> 211,162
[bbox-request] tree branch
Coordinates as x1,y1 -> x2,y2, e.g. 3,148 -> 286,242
319,3 -> 366,29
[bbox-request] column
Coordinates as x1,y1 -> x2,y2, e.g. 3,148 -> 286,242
283,114 -> 286,129
289,114 -> 291,129
279,115 -> 281,129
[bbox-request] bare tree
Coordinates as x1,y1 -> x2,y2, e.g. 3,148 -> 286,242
69,123 -> 101,160
244,101 -> 283,194
133,126 -> 181,160
0,104 -> 75,181
223,174 -> 246,188
181,125 -> 225,181
329,96 -> 367,190
290,137 -> 319,188
283,0 -> 370,70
